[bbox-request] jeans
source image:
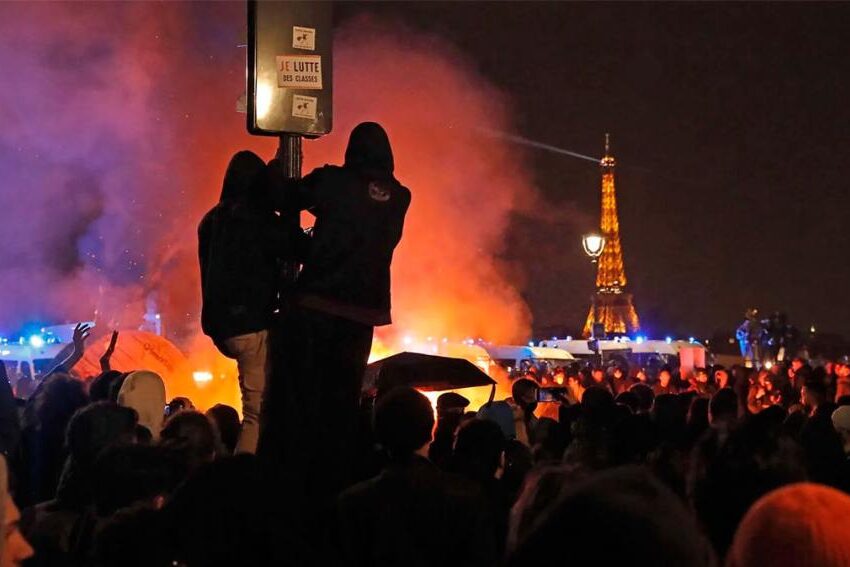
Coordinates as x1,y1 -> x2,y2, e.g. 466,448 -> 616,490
218,329 -> 269,454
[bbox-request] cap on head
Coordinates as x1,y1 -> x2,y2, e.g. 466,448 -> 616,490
436,392 -> 470,411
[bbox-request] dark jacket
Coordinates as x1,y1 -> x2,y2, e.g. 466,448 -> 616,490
199,151 -> 289,342
338,455 -> 497,567
278,122 -> 410,326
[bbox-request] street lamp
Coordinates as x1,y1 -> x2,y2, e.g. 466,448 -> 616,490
582,234 -> 606,262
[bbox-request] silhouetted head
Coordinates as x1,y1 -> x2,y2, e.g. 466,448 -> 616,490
727,483 -> 850,567
710,388 -> 739,425
453,418 -> 505,481
163,455 -> 272,566
580,386 -> 616,428
512,378 -> 539,415
220,150 -> 268,204
629,383 -> 655,414
802,376 -> 827,411
88,370 -> 126,402
508,466 -> 716,566
66,402 -> 138,466
56,402 -> 140,507
206,404 -> 241,455
29,372 -> 89,435
374,387 -> 433,459
344,122 -> 394,176
160,411 -> 218,472
92,506 -> 171,567
92,444 -> 184,516
615,391 -> 639,414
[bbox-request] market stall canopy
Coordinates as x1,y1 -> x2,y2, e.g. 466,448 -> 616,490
363,352 -> 496,395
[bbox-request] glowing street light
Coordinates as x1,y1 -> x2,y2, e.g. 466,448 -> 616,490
582,234 -> 606,262
192,371 -> 213,384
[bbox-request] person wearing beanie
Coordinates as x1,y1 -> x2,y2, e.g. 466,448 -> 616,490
727,483 -> 850,567
117,371 -> 166,440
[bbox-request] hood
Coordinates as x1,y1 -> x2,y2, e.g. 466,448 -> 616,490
343,122 -> 394,176
118,370 -> 166,440
220,150 -> 267,203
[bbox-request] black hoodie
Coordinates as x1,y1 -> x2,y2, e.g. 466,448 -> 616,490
198,151 -> 290,342
275,122 -> 411,326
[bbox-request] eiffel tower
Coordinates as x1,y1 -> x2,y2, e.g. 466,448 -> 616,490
582,134 -> 641,337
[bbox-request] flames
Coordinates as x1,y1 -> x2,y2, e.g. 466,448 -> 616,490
3,5 -> 548,417
366,329 -> 515,413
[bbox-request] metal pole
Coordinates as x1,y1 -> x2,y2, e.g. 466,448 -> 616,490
275,133 -> 302,291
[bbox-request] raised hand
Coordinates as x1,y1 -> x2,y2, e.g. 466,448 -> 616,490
72,323 -> 92,354
100,330 -> 119,372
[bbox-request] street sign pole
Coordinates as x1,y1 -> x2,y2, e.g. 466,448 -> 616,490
246,0 -> 333,291
275,133 -> 302,288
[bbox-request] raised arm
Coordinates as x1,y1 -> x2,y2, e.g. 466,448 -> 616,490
100,330 -> 119,372
267,161 -> 326,214
43,323 -> 91,378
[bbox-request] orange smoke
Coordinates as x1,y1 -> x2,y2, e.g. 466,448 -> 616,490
301,16 -> 535,345
7,4 -> 542,412
77,330 -> 241,414
178,15 -> 539,410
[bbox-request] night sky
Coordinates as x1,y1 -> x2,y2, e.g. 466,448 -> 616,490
338,2 -> 850,339
2,2 -> 848,344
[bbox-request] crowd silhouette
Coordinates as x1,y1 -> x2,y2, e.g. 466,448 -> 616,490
2,123 -> 849,566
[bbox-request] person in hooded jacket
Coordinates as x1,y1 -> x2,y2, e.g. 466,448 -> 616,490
199,150 -> 298,455
258,123 -> 410,563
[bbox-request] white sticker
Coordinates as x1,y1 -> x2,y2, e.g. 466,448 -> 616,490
276,55 -> 322,90
292,94 -> 317,120
292,26 -> 316,50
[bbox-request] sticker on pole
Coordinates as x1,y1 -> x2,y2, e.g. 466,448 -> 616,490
292,95 -> 317,120
276,55 -> 322,90
292,26 -> 316,51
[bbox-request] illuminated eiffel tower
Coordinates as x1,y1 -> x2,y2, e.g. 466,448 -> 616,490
582,134 -> 641,337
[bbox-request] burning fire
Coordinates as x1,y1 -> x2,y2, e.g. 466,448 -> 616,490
4,5 -> 547,418
367,329 -> 514,414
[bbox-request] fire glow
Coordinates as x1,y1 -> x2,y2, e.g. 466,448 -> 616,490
1,5 -> 545,413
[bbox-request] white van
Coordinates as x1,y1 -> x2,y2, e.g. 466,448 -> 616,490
0,322 -> 92,380
0,342 -> 68,380
538,339 -> 632,363
483,345 -> 574,378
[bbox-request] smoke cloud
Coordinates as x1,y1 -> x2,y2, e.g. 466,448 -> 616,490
0,4 -> 539,362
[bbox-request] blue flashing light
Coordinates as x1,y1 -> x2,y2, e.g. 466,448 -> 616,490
528,341 -> 534,347
665,336 -> 673,344
635,336 -> 645,344
688,337 -> 695,344
29,335 -> 45,348
566,335 -> 573,341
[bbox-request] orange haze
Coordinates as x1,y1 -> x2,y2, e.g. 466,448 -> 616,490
5,5 -> 543,411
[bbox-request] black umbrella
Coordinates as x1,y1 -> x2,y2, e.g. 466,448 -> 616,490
363,352 -> 496,397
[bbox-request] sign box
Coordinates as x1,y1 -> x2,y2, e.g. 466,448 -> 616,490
247,1 -> 333,137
